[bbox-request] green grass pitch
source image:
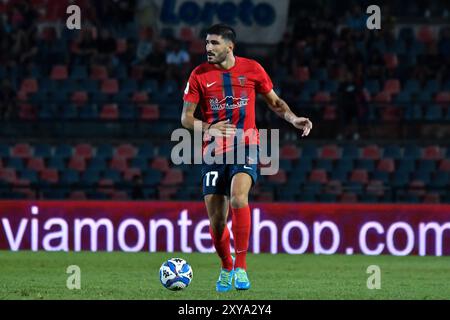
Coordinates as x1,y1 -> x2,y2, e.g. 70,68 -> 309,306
0,251 -> 449,300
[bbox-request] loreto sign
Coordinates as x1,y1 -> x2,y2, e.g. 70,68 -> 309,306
154,0 -> 289,44
1,201 -> 450,256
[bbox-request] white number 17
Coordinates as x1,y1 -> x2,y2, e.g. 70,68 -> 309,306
205,171 -> 219,187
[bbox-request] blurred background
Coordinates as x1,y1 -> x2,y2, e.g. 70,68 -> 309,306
0,0 -> 449,203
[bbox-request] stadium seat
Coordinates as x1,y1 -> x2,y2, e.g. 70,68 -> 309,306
69,191 -> 87,200
342,145 -> 359,159
110,156 -> 128,172
91,65 -> 108,80
151,156 -> 170,172
100,104 -> 119,120
435,92 -> 450,107
294,66 -> 310,82
323,105 -> 337,120
11,143 -> 32,158
362,145 -> 381,160
340,193 -> 358,203
60,170 -> 80,185
28,157 -> 47,172
116,38 -> 128,54
350,169 -> 369,184
40,169 -> 59,184
101,79 -> 119,95
320,145 -> 340,160
316,159 -> 333,172
383,53 -> 398,69
280,145 -> 300,160
50,65 -> 68,80
141,104 -> 160,120
377,159 -> 395,173
116,144 -> 137,159
268,170 -> 287,184
71,91 -> 89,106
132,92 -> 149,104
309,169 -> 328,184
161,169 -> 184,186
417,25 -> 434,43
74,144 -> 93,159
366,180 -> 385,196
68,156 -> 86,172
438,159 -> 450,172
20,79 -> 39,95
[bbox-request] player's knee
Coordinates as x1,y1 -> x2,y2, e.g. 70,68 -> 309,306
230,194 -> 248,209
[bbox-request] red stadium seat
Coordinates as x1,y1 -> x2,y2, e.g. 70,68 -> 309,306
383,53 -> 398,69
158,186 -> 178,200
438,159 -> 450,171
321,144 -> 340,160
0,168 -> 17,183
97,179 -> 114,195
381,106 -> 401,122
383,79 -> 401,95
423,193 -> 440,203
141,104 -> 160,120
50,65 -> 68,80
100,104 -> 119,120
27,157 -> 46,171
340,193 -> 357,203
123,168 -> 142,181
151,157 -> 170,172
409,180 -> 426,196
116,144 -> 137,159
309,169 -> 328,184
69,191 -> 87,200
362,145 -> 381,160
18,103 -> 37,120
417,25 -> 434,43
116,39 -> 128,54
132,92 -> 149,104
161,169 -> 184,185
68,156 -> 86,172
11,143 -> 32,158
40,169 -> 59,184
325,180 -> 343,195
313,91 -> 331,103
267,170 -> 287,184
111,191 -> 129,200
91,65 -> 108,80
189,39 -> 205,55
20,79 -> 38,95
71,91 -> 89,106
74,144 -> 93,159
131,66 -> 144,80
110,156 -> 128,172
101,79 -> 119,94
435,92 -> 450,106
422,146 -> 441,160
280,145 -> 300,160
294,66 -> 310,82
179,26 -> 195,42
323,105 -> 337,120
350,169 -> 369,184
377,159 -> 395,172
373,91 -> 391,103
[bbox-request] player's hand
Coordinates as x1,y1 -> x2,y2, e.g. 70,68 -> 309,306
292,117 -> 312,137
208,119 -> 236,138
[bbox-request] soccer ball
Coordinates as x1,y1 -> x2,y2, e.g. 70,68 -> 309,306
159,258 -> 193,291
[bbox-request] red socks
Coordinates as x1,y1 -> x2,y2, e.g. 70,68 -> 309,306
231,205 -> 251,270
209,226 -> 233,271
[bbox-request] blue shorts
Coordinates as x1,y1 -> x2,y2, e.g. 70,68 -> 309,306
201,146 -> 258,196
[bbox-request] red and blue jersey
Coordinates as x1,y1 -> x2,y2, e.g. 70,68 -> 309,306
183,56 -> 273,155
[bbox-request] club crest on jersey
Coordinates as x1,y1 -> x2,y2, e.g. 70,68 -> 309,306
238,76 -> 246,86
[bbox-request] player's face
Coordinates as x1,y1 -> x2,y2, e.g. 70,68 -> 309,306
205,34 -> 232,64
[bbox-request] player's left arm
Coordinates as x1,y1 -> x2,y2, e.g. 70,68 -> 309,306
261,89 -> 313,137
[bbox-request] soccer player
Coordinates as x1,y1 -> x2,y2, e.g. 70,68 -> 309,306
181,24 -> 312,292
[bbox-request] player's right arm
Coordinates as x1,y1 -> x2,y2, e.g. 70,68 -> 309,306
181,102 -> 236,137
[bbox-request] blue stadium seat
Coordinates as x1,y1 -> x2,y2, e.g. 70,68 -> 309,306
96,144 -> 114,159
347,182 -> 364,195
404,104 -> 422,120
79,104 -> 98,119
130,157 -> 149,170
7,158 -> 25,170
430,172 -> 448,188
342,145 -> 359,159
61,169 -> 80,185
315,159 -> 333,171
81,170 -> 100,186
403,79 -> 420,93
70,65 -> 88,80
403,145 -> 421,159
55,144 -> 73,158
33,144 -> 51,158
87,158 -> 108,171
19,169 -> 38,183
424,105 -> 443,121
319,194 -> 337,203
47,158 -> 66,170
418,160 -> 436,172
412,171 -> 430,184
301,145 -> 318,159
144,169 -> 163,186
295,158 -> 313,172
138,144 -> 154,158
335,159 -> 354,173
372,171 -> 390,183
383,145 -> 402,159
102,169 -> 121,183
355,159 -> 375,171
330,169 -> 348,182
397,159 -> 415,173
392,171 -> 410,188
